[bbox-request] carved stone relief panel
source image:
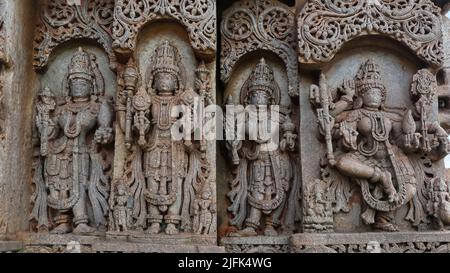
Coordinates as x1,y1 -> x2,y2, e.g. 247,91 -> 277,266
30,46 -> 116,235
220,56 -> 300,238
110,17 -> 217,244
298,0 -> 450,234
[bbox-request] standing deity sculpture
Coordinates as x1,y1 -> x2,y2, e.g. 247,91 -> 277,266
226,58 -> 300,237
310,59 -> 450,232
30,48 -> 113,234
114,41 -> 215,236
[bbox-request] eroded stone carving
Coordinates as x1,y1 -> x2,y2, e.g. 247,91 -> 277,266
113,0 -> 216,56
221,0 -> 298,96
34,0 -> 116,70
309,59 -> 450,232
30,48 -> 114,234
298,0 -> 444,66
113,41 -> 216,236
226,58 -> 300,237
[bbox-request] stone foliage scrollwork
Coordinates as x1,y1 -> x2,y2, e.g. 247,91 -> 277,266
298,0 -> 444,66
34,0 -> 116,70
293,242 -> 450,253
224,244 -> 291,253
113,0 -> 216,56
221,0 -> 298,96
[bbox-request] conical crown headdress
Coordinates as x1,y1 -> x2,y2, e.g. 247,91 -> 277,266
68,47 -> 94,81
355,59 -> 385,95
152,41 -> 180,76
248,58 -> 275,99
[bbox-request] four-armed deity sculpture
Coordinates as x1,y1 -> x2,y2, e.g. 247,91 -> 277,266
226,58 -> 299,237
310,60 -> 450,232
31,48 -> 114,234
112,41 -> 215,236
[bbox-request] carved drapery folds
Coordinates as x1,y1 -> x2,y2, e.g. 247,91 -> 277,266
221,0 -> 299,96
33,0 -> 116,70
297,0 -> 444,66
112,0 -> 216,57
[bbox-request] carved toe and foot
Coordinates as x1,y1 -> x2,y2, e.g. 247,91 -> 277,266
230,227 -> 258,237
165,223 -> 179,235
50,223 -> 72,234
146,223 -> 160,235
263,225 -> 278,236
374,222 -> 399,232
73,223 -> 96,235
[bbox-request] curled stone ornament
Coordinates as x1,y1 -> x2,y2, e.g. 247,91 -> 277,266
112,0 -> 216,56
221,0 -> 298,97
33,0 -> 116,71
298,0 -> 444,66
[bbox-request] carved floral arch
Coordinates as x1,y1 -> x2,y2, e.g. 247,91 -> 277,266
220,0 -> 299,97
297,0 -> 444,67
33,0 -> 116,71
112,0 -> 216,58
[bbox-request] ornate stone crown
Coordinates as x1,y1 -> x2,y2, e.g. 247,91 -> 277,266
355,59 -> 386,96
152,41 -> 180,76
68,47 -> 94,81
248,58 -> 275,100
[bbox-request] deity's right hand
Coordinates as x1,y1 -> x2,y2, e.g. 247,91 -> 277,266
341,80 -> 356,99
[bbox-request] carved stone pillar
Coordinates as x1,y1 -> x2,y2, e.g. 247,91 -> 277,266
0,0 -> 38,244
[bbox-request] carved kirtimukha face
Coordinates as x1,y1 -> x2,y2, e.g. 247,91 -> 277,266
362,87 -> 384,109
69,77 -> 93,98
154,72 -> 177,95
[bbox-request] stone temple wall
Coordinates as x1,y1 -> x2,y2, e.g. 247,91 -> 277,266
0,0 -> 449,253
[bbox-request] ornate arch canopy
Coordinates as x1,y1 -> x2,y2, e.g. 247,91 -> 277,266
33,0 -> 116,71
221,0 -> 299,97
112,0 -> 216,58
297,0 -> 444,67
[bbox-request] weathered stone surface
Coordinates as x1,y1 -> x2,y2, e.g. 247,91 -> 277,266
0,241 -> 23,253
0,0 -> 450,254
290,232 -> 450,253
